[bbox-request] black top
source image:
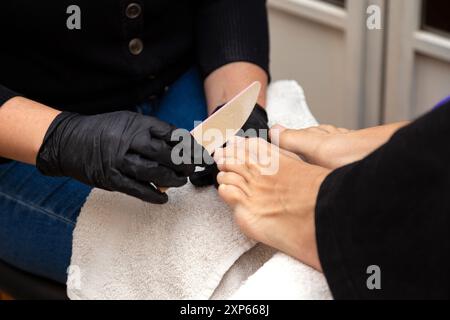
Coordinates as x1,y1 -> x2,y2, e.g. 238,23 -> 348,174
316,100 -> 450,299
0,0 -> 269,114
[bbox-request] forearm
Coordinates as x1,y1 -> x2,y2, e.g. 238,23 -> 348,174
204,62 -> 268,114
0,97 -> 60,165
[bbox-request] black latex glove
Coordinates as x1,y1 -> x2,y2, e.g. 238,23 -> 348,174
189,104 -> 269,187
37,111 -> 199,204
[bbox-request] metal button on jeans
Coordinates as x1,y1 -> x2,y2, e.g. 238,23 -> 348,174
126,3 -> 142,19
129,38 -> 143,55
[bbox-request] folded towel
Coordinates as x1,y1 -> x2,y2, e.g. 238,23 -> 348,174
68,81 -> 332,300
230,253 -> 332,300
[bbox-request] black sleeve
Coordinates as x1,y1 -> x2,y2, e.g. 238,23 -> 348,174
0,84 -> 19,107
195,0 -> 270,78
315,101 -> 450,300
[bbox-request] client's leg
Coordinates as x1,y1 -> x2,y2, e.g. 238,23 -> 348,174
0,161 -> 91,283
145,67 -> 208,131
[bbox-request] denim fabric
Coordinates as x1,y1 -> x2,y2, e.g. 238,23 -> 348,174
0,162 -> 91,283
0,67 -> 207,283
139,67 -> 208,130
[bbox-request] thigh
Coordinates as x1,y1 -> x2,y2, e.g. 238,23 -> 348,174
152,67 -> 208,131
0,161 -> 91,283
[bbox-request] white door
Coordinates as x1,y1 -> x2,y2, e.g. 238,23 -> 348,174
268,0 -> 387,128
268,0 -> 450,128
384,0 -> 450,122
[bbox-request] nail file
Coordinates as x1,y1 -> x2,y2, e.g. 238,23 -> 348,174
159,81 -> 261,193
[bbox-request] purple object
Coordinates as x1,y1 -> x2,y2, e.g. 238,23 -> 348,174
433,95 -> 450,110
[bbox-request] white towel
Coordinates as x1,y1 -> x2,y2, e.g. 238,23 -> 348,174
230,253 -> 332,300
68,81 -> 332,300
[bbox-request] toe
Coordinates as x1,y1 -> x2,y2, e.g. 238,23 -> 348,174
218,184 -> 246,206
215,142 -> 248,165
318,124 -> 339,133
338,127 -> 351,133
270,124 -> 287,132
216,157 -> 252,181
269,125 -> 287,145
276,128 -> 306,154
217,171 -> 250,196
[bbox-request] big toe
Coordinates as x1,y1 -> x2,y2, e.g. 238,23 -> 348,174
218,184 -> 247,207
271,127 -> 303,154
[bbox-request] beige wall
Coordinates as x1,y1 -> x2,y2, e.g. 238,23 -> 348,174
269,7 -> 349,127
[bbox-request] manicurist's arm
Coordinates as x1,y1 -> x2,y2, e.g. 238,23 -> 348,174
0,89 -> 201,204
204,62 -> 268,112
0,96 -> 60,165
190,0 -> 270,187
316,102 -> 450,299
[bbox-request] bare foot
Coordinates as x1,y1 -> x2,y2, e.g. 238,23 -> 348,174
214,136 -> 330,271
270,124 -> 353,169
270,123 -> 408,169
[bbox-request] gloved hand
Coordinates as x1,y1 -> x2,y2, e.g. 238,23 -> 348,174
37,111 -> 200,204
189,103 -> 269,187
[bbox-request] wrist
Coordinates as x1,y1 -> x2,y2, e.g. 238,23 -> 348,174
36,111 -> 77,175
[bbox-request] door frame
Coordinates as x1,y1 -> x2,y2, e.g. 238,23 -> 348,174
268,0 -> 387,128
383,0 -> 450,122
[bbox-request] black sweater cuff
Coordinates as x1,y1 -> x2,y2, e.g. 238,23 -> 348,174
196,0 -> 270,78
0,85 -> 19,107
315,164 -> 360,300
315,103 -> 450,300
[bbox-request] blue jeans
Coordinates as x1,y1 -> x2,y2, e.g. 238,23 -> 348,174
0,68 -> 207,284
